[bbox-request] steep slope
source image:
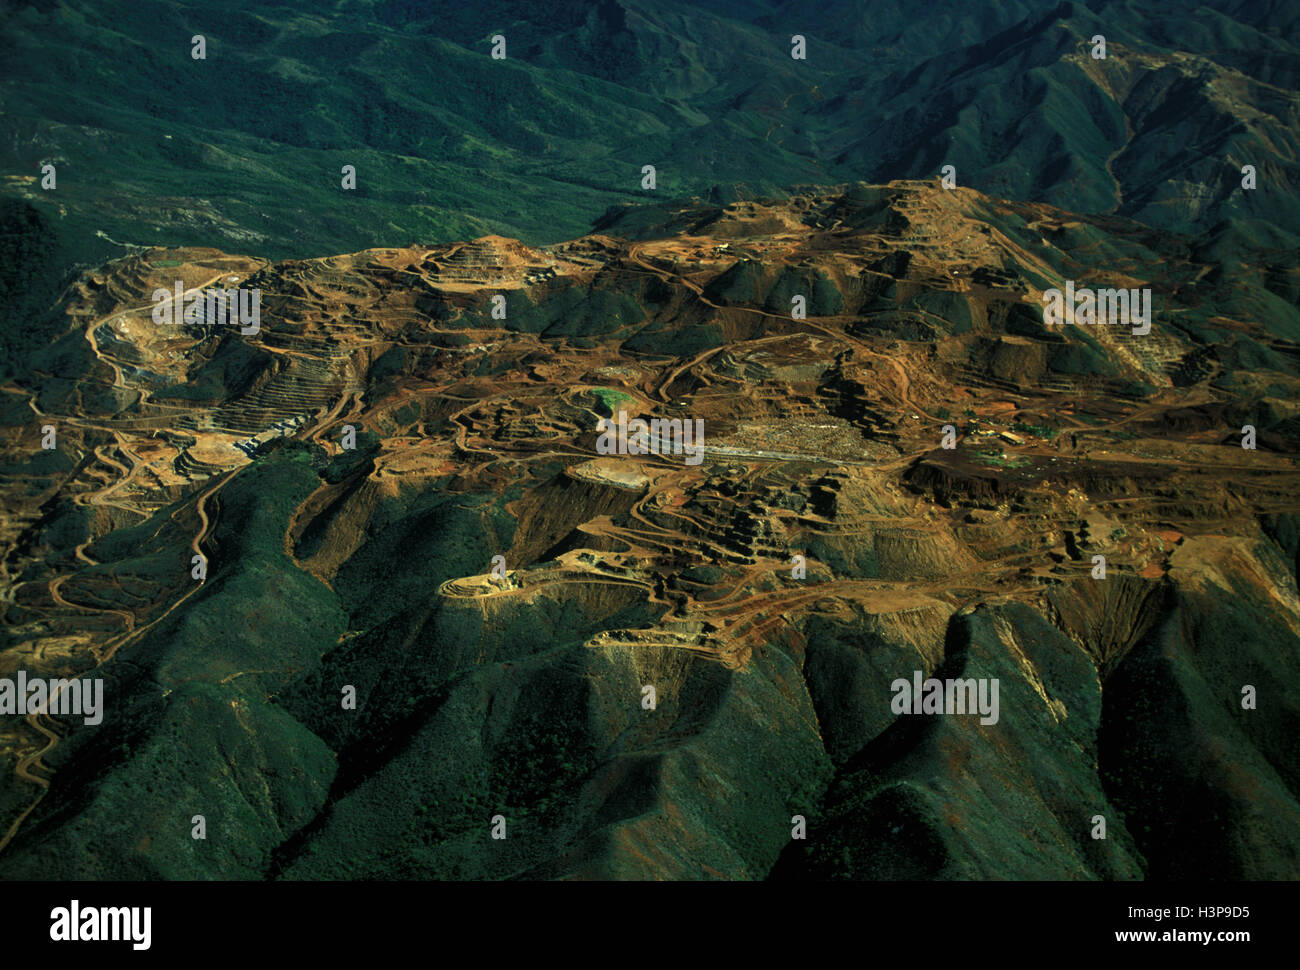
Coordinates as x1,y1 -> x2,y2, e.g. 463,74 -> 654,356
1,182 -> 1297,879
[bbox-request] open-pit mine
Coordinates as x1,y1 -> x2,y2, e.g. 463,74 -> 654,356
1,181 -> 1298,880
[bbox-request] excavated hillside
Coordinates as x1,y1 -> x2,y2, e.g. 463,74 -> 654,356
1,181 -> 1298,879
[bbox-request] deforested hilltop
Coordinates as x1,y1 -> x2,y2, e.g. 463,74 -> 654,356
1,180 -> 1298,878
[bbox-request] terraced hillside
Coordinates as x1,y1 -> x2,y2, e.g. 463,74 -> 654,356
1,181 -> 1297,879
2,0 -> 1296,335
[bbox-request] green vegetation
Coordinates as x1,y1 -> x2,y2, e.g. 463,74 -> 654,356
3,0 -> 1293,288
3,0 -> 1299,885
1013,422 -> 1058,439
591,387 -> 635,415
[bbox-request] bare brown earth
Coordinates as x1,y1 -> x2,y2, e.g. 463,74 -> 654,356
1,180 -> 1298,878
